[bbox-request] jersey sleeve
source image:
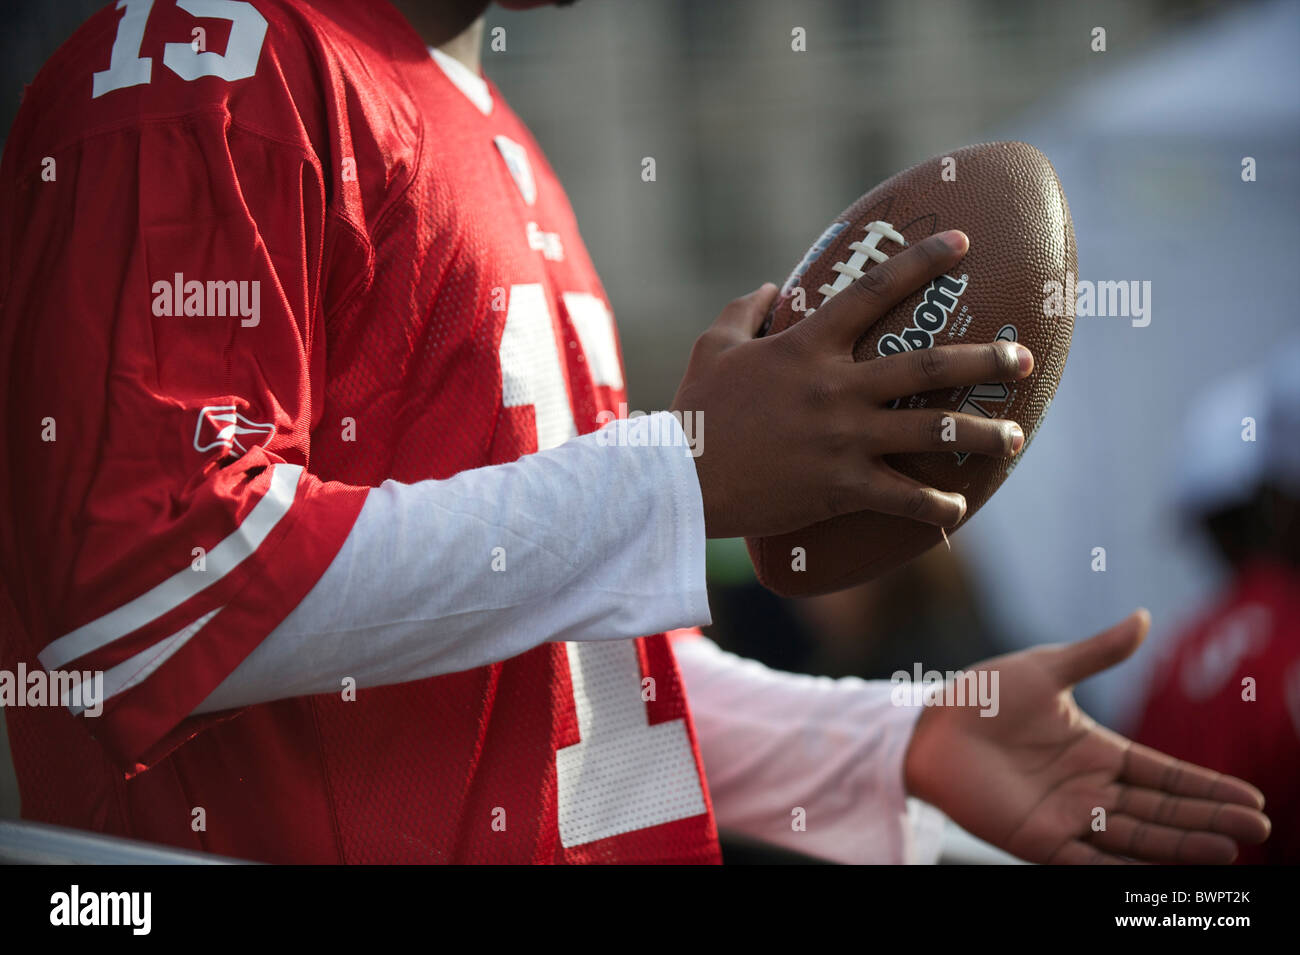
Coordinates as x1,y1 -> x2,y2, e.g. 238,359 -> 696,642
0,9 -> 372,773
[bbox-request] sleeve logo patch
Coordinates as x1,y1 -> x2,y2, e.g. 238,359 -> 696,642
194,404 -> 276,456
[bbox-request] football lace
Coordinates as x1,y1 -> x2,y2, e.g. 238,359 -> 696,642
808,220 -> 906,315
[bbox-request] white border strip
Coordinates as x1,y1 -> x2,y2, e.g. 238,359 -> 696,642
41,464 -> 303,670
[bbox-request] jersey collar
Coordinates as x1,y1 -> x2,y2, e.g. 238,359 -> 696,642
429,47 -> 493,115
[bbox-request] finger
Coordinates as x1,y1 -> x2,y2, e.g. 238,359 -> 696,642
864,341 -> 1032,403
1045,609 -> 1149,687
803,230 -> 969,353
710,283 -> 780,343
1087,814 -> 1238,864
869,410 -> 1024,458
1110,785 -> 1271,845
847,465 -> 967,527
1118,739 -> 1267,810
1046,840 -> 1141,865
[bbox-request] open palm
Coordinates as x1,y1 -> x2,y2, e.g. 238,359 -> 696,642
902,610 -> 1271,864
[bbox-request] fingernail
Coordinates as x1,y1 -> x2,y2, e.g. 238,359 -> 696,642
951,494 -> 967,522
1014,344 -> 1033,375
939,230 -> 968,253
1009,424 -> 1024,454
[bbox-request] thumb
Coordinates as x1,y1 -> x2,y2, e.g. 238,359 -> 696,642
711,282 -> 780,341
1047,608 -> 1150,688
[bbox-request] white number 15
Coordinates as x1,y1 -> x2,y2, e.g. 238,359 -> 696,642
93,0 -> 268,99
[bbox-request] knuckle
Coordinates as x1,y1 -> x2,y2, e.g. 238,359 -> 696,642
823,481 -> 857,519
698,325 -> 735,352
823,416 -> 855,457
725,300 -> 758,328
859,416 -> 886,455
805,376 -> 839,409
689,332 -> 718,361
916,346 -> 946,381
780,317 -> 817,352
977,421 -> 1009,455
903,487 -> 933,520
847,261 -> 894,305
916,234 -> 947,268
723,290 -> 760,317
990,342 -> 1019,379
983,423 -> 1006,455
928,414 -> 949,447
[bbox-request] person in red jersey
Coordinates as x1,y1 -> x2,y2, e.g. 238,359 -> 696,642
1133,344 -> 1300,864
0,0 -> 1270,863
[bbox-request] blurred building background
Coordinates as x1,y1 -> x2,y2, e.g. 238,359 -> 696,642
478,0 -> 1239,413
2,0 -> 1297,861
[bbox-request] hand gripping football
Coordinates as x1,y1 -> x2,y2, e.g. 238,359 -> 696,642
747,141 -> 1076,597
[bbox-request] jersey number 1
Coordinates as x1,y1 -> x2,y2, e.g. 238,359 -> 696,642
499,285 -> 707,849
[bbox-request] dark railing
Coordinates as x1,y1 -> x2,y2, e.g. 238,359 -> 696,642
0,820 -> 251,864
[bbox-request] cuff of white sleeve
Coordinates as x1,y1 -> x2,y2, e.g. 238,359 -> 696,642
889,681 -> 947,864
859,684 -> 943,865
642,410 -> 711,628
905,798 -> 948,864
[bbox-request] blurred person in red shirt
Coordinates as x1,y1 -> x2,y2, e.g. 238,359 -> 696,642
1133,342 -> 1300,864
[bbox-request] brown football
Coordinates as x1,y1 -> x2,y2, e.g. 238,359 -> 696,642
747,141 -> 1076,597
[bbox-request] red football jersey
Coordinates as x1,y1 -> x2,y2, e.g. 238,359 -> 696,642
1131,560 -> 1300,864
0,0 -> 719,863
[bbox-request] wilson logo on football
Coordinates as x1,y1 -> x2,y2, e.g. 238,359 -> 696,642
876,273 -> 968,357
194,405 -> 276,456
